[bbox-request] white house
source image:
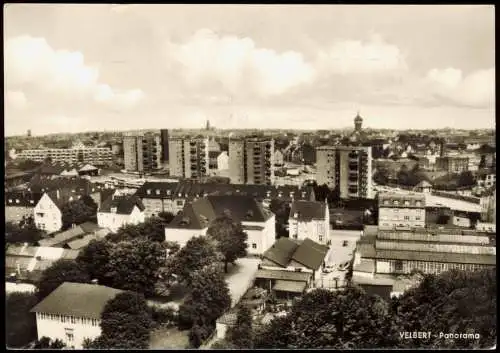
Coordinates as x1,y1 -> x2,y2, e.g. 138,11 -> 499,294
30,282 -> 124,349
274,150 -> 284,167
97,195 -> 145,232
165,195 -> 276,255
288,200 -> 330,245
217,151 -> 229,171
34,191 -> 67,234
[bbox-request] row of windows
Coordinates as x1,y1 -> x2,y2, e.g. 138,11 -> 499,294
7,199 -> 35,205
380,215 -> 423,221
39,313 -> 99,326
392,260 -> 488,274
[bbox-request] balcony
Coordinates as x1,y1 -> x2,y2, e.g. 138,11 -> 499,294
349,163 -> 358,170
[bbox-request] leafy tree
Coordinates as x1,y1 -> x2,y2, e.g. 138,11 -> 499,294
178,265 -> 231,330
226,305 -> 253,348
34,337 -> 66,349
105,238 -> 165,296
37,260 -> 90,300
5,221 -> 44,245
392,268 -> 496,349
457,171 -> 476,188
254,287 -> 399,349
106,216 -> 171,243
207,216 -> 248,273
313,183 -> 330,202
168,236 -> 219,285
270,199 -> 291,239
94,292 -> 153,349
76,239 -> 112,285
61,197 -> 98,230
189,323 -> 213,348
6,292 -> 38,348
211,339 -> 237,349
373,167 -> 390,185
158,211 -> 175,224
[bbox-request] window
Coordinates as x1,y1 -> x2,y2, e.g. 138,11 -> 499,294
319,235 -> 323,242
8,199 -> 12,203
395,260 -> 403,271
404,216 -> 410,221
252,243 -> 257,249
61,316 -> 66,323
383,200 -> 389,205
15,199 -> 20,204
416,216 -> 421,221
404,200 -> 409,206
176,200 -> 184,206
147,190 -> 151,195
65,329 -> 74,343
156,190 -> 160,195
30,200 -> 34,204
393,200 -> 399,206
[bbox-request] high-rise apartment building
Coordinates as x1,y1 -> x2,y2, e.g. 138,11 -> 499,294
168,135 -> 209,180
229,137 -> 275,185
316,145 -> 373,199
123,132 -> 162,173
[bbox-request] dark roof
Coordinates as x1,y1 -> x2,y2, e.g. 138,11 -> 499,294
46,188 -> 81,209
262,238 -> 300,267
38,226 -> 87,247
255,269 -> 312,282
29,176 -> 91,195
5,191 -> 43,207
290,201 -> 327,221
273,280 -> 307,293
378,192 -> 425,208
80,222 -> 101,233
31,282 -> 125,319
167,195 -> 273,230
291,238 -> 329,271
134,182 -> 179,199
98,195 -> 145,215
374,249 -> 496,265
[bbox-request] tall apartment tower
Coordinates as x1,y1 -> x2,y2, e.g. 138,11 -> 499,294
123,132 -> 162,173
160,129 -> 169,163
229,137 -> 275,185
27,129 -> 32,137
168,135 -> 209,180
316,145 -> 373,199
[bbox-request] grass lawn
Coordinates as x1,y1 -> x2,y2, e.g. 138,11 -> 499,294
150,327 -> 190,349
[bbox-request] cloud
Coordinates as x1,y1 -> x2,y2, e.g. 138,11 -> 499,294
316,33 -> 408,76
5,90 -> 27,109
167,29 -> 315,97
4,35 -> 144,108
426,67 -> 495,107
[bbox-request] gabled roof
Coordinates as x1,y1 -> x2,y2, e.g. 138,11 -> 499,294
98,195 -> 145,215
31,282 -> 125,319
255,269 -> 311,282
38,226 -> 87,247
415,180 -> 432,188
5,191 -> 44,207
167,195 -> 273,230
135,182 -> 179,199
290,201 -> 326,221
291,238 -> 329,271
29,176 -> 91,195
262,237 -> 300,267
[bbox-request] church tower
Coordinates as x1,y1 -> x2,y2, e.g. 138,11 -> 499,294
354,112 -> 363,132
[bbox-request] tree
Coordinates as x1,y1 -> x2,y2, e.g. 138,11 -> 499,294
95,291 -> 153,349
226,305 -> 253,348
76,239 -> 112,285
313,183 -> 330,202
207,216 -> 248,273
37,260 -> 90,300
254,287 -> 399,349
33,336 -> 66,349
61,198 -> 98,230
392,268 -> 496,349
158,211 -> 175,224
188,323 -> 212,348
457,171 -> 476,188
373,168 -> 390,186
5,220 -> 44,245
168,236 -> 219,285
106,217 -> 171,243
178,265 -> 231,330
105,238 -> 165,296
270,199 -> 291,239
6,292 -> 38,348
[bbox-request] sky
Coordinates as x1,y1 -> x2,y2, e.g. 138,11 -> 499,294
3,4 -> 495,136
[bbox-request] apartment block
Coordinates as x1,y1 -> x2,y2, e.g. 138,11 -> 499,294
378,192 -> 426,229
435,156 -> 469,173
229,137 -> 275,185
316,145 -> 373,199
123,132 -> 162,173
167,135 -> 209,180
17,147 -> 113,166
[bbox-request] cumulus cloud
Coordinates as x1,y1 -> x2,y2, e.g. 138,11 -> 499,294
426,67 -> 495,107
167,29 -> 315,97
317,33 -> 408,76
4,35 -> 144,108
5,90 -> 27,109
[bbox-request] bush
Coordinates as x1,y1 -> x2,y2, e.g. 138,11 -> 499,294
188,323 -> 214,348
150,306 -> 178,328
6,292 -> 38,348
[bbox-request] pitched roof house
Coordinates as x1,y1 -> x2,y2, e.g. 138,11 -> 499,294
97,195 -> 145,232
288,200 -> 330,245
30,282 -> 125,349
165,195 -> 276,255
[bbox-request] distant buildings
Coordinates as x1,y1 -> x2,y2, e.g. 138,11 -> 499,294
123,132 -> 162,173
435,156 -> 469,173
228,137 -> 275,185
27,129 -> 32,137
288,200 -> 330,245
160,129 -> 169,164
378,192 -> 426,229
17,144 -> 113,166
31,282 -> 124,349
316,145 -> 373,199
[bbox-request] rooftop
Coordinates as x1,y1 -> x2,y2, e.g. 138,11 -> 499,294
98,195 -> 145,215
290,200 -> 327,221
31,282 -> 125,319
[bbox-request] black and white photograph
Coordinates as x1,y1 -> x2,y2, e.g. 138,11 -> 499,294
4,3 -> 496,350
